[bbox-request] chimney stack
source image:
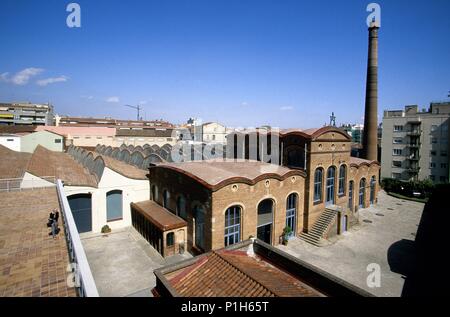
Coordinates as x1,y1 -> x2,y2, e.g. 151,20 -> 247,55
362,24 -> 379,162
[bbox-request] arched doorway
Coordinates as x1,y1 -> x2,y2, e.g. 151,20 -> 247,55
68,193 -> 92,233
326,166 -> 336,206
257,199 -> 274,244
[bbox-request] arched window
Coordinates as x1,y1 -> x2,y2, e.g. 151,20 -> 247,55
338,165 -> 346,195
194,205 -> 205,250
286,194 -> 297,237
106,190 -> 123,221
326,166 -> 336,205
163,190 -> 170,209
348,181 -> 354,211
176,195 -> 187,220
151,185 -> 158,202
224,206 -> 241,247
313,168 -> 323,203
370,176 -> 376,204
359,178 -> 366,208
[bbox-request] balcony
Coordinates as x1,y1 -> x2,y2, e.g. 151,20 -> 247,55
407,143 -> 421,148
407,118 -> 421,124
406,155 -> 420,161
406,167 -> 420,174
406,130 -> 422,136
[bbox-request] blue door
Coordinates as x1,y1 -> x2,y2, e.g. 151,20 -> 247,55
68,194 -> 92,233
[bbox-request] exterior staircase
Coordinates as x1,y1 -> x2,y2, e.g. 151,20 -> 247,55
299,207 -> 339,246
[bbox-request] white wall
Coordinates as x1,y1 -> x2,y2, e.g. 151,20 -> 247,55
21,172 -> 55,189
63,167 -> 149,233
0,135 -> 21,151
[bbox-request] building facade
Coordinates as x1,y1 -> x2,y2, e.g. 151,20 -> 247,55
381,102 -> 450,183
0,102 -> 54,126
138,126 -> 379,255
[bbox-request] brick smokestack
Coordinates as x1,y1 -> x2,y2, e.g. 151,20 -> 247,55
362,25 -> 379,161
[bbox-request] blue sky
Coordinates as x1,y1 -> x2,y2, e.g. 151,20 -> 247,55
0,0 -> 449,128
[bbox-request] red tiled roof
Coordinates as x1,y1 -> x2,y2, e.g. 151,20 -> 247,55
91,152 -> 148,180
27,146 -> 98,187
166,250 -> 321,297
131,200 -> 187,231
0,145 -> 32,179
349,156 -> 379,167
156,159 -> 305,191
229,126 -> 351,141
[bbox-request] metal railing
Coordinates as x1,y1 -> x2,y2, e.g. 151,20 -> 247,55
56,179 -> 99,297
0,176 -> 56,192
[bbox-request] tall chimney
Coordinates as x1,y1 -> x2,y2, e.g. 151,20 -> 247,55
362,25 -> 379,162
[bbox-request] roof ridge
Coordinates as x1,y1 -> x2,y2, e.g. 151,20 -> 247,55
213,251 -> 276,297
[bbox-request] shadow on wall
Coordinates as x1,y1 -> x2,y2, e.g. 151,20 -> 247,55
388,184 -> 450,296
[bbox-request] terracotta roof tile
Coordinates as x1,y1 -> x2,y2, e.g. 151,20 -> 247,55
91,152 -> 148,180
166,250 -> 322,297
0,188 -> 77,297
26,146 -> 97,187
156,160 -> 305,191
0,145 -> 32,179
349,156 -> 379,166
131,200 -> 187,231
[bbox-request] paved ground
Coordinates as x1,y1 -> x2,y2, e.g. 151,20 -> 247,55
81,227 -> 192,297
278,191 -> 424,297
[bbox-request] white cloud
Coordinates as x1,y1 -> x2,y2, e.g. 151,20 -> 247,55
139,100 -> 148,105
241,102 -> 248,106
106,96 -> 120,103
0,72 -> 9,82
36,75 -> 68,86
280,106 -> 294,111
81,95 -> 94,100
10,68 -> 44,85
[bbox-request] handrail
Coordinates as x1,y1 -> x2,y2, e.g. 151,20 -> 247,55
56,179 -> 99,297
0,176 -> 56,192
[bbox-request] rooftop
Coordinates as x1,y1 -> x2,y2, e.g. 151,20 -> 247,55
154,239 -> 371,297
155,159 -> 305,191
349,156 -> 379,167
229,126 -> 351,141
0,145 -> 32,179
26,146 -> 98,187
162,249 -> 321,297
0,145 -> 98,187
91,152 -> 148,180
131,200 -> 187,231
0,188 -> 77,297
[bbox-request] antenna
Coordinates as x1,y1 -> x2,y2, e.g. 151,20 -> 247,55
123,104 -> 143,121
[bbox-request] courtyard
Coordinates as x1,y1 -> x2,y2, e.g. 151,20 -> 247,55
81,227 -> 191,297
278,190 -> 425,297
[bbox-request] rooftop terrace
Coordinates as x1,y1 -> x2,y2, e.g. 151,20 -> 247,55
0,188 -> 77,297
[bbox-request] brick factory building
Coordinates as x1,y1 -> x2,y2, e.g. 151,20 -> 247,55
134,126 -> 380,255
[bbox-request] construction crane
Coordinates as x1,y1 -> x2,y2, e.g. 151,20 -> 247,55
124,104 -> 143,121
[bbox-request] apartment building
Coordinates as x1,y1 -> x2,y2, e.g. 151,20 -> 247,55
381,102 -> 450,183
0,102 -> 54,126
